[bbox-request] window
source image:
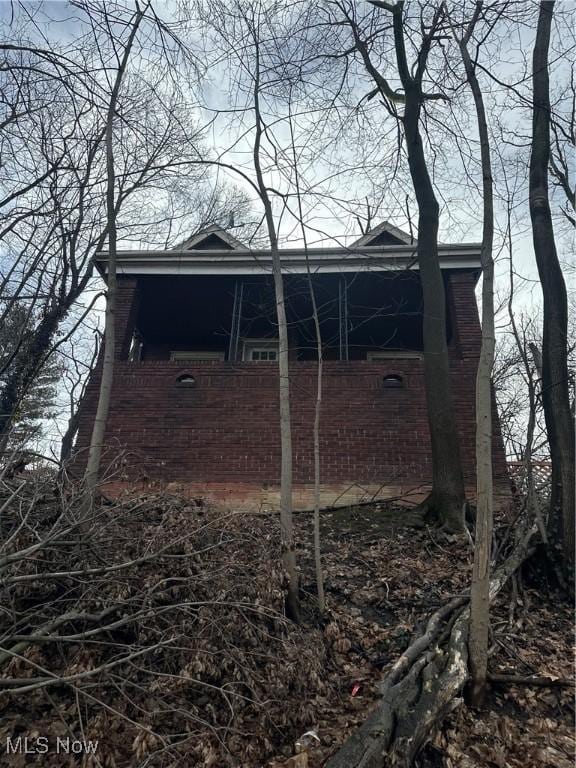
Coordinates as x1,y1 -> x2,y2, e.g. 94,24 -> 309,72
176,373 -> 196,387
382,374 -> 404,388
170,351 -> 225,362
250,349 -> 277,361
242,339 -> 279,362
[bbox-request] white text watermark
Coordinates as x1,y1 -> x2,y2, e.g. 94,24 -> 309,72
4,736 -> 99,756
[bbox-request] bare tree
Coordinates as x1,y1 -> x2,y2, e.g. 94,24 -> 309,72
529,0 -> 575,568
0,1 -> 217,459
193,0 -> 303,619
447,0 -> 496,707
289,108 -> 326,613
249,8 -> 301,621
342,0 -> 466,530
84,3 -> 147,496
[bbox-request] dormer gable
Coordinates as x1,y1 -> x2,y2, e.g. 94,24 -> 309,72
352,221 -> 415,247
176,224 -> 247,251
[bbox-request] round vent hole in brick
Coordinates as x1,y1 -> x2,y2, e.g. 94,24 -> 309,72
176,373 -> 196,387
382,374 -> 403,388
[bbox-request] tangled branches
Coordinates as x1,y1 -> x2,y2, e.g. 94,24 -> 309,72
0,473 -> 327,766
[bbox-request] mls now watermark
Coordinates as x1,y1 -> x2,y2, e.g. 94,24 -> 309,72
5,736 -> 99,755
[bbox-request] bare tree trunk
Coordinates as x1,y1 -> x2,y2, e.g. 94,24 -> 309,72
251,45 -> 300,621
84,7 -> 145,496
269,239 -> 300,621
310,282 -> 325,613
388,2 -> 466,531
302,215 -> 325,613
289,111 -> 325,613
404,118 -> 466,531
450,2 -> 496,706
529,0 -> 575,568
347,1 -> 465,529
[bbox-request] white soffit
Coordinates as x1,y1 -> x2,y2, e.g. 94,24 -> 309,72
95,245 -> 481,276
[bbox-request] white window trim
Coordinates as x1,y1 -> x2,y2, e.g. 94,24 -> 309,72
170,350 -> 225,361
367,350 -> 423,361
242,338 -> 279,362
249,349 -> 278,361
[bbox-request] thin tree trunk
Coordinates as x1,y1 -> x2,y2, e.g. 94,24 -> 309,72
328,0 -> 467,529
289,111 -> 325,613
269,238 -> 300,621
251,43 -> 300,621
302,220 -> 325,613
84,7 -> 145,497
450,2 -> 496,706
529,0 -> 575,568
310,285 -> 325,612
60,408 -> 81,466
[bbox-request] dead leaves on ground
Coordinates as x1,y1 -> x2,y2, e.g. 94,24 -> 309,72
1,483 -> 573,768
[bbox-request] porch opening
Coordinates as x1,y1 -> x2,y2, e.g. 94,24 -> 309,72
127,272 -> 453,363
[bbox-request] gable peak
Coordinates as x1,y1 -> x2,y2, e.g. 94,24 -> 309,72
352,220 -> 416,247
176,224 -> 247,251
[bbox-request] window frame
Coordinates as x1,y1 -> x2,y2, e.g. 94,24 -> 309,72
242,339 -> 279,362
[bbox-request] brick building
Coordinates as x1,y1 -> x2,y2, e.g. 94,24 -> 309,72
75,222 -> 510,509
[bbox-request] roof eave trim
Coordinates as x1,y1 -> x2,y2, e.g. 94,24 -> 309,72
96,259 -> 482,277
96,243 -> 482,260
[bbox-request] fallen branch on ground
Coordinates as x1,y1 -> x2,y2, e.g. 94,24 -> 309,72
0,474 -> 330,766
325,527 -> 537,768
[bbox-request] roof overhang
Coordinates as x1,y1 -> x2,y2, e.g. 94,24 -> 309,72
95,243 -> 482,277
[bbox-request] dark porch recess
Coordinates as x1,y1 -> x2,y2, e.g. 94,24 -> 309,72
132,272 -> 453,362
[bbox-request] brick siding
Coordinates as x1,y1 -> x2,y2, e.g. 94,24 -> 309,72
74,272 -> 510,509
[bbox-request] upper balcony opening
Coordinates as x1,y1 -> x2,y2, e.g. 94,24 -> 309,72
125,272 -> 453,363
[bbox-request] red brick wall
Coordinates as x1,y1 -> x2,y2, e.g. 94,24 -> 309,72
74,272 -> 510,508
